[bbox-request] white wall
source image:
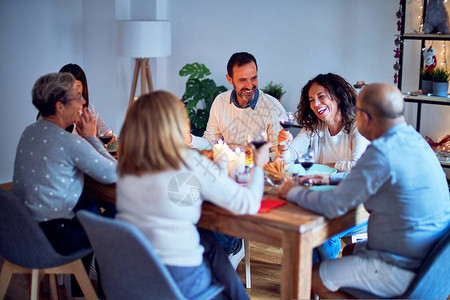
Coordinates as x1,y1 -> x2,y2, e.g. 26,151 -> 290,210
1,0 -> 448,183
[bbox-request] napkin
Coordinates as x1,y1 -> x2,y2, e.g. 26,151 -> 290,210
258,198 -> 287,213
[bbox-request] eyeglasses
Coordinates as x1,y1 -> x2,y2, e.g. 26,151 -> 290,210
66,94 -> 84,102
353,106 -> 372,120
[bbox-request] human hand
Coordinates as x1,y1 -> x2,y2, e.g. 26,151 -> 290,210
185,133 -> 193,146
277,129 -> 293,146
76,107 -> 97,138
297,174 -> 331,186
253,142 -> 271,168
278,179 -> 299,199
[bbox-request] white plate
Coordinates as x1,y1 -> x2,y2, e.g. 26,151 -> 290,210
309,185 -> 336,192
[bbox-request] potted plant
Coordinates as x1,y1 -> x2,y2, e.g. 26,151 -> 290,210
420,68 -> 434,94
261,81 -> 286,102
179,62 -> 227,136
431,67 -> 450,97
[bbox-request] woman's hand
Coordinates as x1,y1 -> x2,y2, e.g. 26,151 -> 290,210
276,130 -> 292,159
298,174 -> 331,186
76,108 -> 97,138
278,179 -> 299,199
253,143 -> 271,168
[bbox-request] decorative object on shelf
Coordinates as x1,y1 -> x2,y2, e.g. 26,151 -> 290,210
353,81 -> 367,89
431,67 -> 450,96
425,134 -> 450,162
261,81 -> 286,102
117,20 -> 172,108
423,0 -> 449,34
420,68 -> 434,94
423,45 -> 437,72
394,0 -> 403,84
179,63 -> 227,136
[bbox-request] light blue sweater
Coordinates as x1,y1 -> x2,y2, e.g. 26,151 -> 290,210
12,119 -> 117,222
287,122 -> 450,270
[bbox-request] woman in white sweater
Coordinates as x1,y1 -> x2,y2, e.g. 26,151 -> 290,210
278,73 -> 369,172
278,73 -> 369,263
116,91 -> 270,299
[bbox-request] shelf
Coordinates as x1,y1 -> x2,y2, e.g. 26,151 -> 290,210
401,33 -> 450,41
403,94 -> 450,105
441,161 -> 450,168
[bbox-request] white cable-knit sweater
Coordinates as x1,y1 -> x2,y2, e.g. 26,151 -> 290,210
191,90 -> 286,153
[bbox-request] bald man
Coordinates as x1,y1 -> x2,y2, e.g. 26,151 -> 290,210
279,83 -> 450,298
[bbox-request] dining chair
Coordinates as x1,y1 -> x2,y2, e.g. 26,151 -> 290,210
0,188 -> 97,300
341,225 -> 450,299
76,210 -> 223,300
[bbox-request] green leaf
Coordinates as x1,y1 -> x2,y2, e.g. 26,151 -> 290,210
185,98 -> 200,113
179,63 -> 211,80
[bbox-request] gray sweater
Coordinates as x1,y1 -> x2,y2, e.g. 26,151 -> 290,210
13,119 -> 117,222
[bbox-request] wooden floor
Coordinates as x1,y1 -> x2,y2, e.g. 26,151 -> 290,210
1,241 -> 283,300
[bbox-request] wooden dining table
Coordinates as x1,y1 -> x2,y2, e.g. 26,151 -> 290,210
83,176 -> 369,300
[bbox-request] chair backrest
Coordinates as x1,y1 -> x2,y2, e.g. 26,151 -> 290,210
76,210 -> 189,300
342,224 -> 450,299
0,188 -> 90,269
400,225 -> 450,299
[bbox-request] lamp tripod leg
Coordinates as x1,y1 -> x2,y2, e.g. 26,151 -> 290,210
128,59 -> 141,107
145,58 -> 154,93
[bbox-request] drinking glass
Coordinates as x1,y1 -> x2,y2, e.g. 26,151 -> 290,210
248,131 -> 268,150
299,147 -> 315,173
99,128 -> 114,148
279,112 -> 295,132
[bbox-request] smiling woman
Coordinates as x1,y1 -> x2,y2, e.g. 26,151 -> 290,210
278,73 -> 370,173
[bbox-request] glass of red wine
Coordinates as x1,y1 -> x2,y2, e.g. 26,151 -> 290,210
279,112 -> 295,132
299,147 -> 315,174
98,128 -> 114,148
248,131 -> 268,150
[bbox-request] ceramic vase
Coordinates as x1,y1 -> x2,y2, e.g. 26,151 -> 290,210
421,79 -> 433,94
432,81 -> 449,97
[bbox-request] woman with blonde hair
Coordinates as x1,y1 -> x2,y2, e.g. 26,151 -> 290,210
116,91 -> 270,299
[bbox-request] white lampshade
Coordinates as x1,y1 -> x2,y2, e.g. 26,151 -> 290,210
117,20 -> 171,58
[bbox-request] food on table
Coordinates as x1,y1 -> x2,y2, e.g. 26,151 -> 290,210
263,159 -> 287,185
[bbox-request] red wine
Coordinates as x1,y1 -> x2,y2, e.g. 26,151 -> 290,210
301,161 -> 314,170
99,136 -> 113,144
252,140 -> 267,149
279,121 -> 294,129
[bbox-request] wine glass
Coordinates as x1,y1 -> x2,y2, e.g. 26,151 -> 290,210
248,131 -> 268,150
279,112 -> 295,132
99,128 -> 114,148
299,147 -> 315,174
279,112 -> 295,147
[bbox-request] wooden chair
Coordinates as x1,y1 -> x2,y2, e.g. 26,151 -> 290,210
0,188 -> 97,300
77,210 -> 223,300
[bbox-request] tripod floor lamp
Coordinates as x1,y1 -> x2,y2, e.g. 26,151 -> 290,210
117,20 -> 171,107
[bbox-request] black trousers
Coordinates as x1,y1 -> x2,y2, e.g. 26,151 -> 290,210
39,195 -> 115,298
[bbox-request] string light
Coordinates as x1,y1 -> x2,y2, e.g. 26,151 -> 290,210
418,0 -> 424,33
440,42 -> 447,69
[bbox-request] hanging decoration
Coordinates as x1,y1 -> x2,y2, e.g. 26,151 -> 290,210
394,1 -> 403,84
423,45 -> 437,72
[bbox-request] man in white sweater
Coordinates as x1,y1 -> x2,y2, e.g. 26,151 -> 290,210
187,52 -> 286,268
188,52 -> 286,154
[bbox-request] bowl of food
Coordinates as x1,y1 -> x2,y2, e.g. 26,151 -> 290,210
263,159 -> 287,187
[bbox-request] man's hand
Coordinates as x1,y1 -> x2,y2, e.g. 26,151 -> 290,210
298,174 -> 331,186
278,179 -> 299,199
76,108 -> 97,138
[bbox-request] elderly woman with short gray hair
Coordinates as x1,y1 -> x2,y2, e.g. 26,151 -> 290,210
12,72 -> 117,298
